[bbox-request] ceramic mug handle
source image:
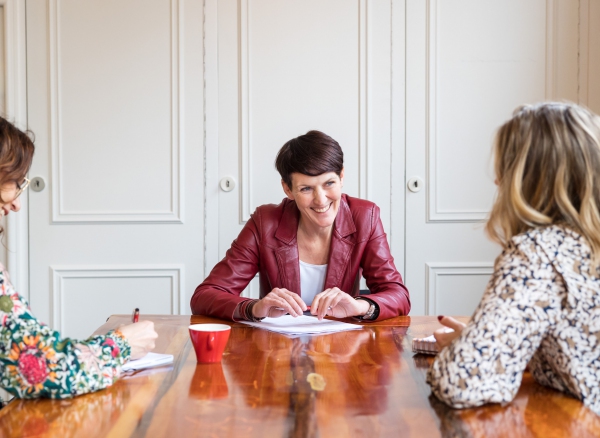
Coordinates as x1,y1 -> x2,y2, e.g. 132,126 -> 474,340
207,334 -> 215,351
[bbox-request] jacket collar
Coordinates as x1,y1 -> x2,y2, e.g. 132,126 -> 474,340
274,198 -> 300,245
333,195 -> 357,238
274,194 -> 356,245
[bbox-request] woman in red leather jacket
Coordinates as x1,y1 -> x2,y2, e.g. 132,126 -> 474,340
191,130 -> 410,322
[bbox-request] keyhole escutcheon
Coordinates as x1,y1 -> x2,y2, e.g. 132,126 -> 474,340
219,177 -> 236,192
407,177 -> 423,193
30,176 -> 46,192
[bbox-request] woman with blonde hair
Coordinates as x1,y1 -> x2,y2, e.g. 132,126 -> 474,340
427,102 -> 600,415
0,117 -> 158,399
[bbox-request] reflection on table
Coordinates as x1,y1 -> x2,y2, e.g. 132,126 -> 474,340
0,314 -> 598,437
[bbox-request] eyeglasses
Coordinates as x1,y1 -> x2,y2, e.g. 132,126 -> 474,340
14,177 -> 30,200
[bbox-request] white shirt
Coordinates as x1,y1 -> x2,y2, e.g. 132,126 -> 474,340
299,260 -> 328,305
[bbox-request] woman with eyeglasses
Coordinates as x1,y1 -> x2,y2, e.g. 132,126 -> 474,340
428,102 -> 600,415
0,117 -> 158,399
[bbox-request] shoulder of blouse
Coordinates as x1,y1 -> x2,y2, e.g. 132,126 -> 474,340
508,225 -> 588,264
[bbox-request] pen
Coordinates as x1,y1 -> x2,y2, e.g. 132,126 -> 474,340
275,305 -> 312,311
275,305 -> 330,314
132,308 -> 139,323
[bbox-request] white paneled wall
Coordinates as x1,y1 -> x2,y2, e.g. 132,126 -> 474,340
26,0 -> 204,338
581,0 -> 600,114
404,0 -> 593,315
49,0 -> 182,222
51,266 -> 184,339
425,263 -> 494,316
0,0 -> 593,342
207,0 -> 397,300
209,0 -> 392,240
427,0 -> 555,222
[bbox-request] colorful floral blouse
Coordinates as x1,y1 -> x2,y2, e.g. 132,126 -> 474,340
427,225 -> 600,415
0,265 -> 131,399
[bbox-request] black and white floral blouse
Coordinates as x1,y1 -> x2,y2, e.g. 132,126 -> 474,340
427,225 -> 600,415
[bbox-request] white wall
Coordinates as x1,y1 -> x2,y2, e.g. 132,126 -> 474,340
582,0 -> 600,114
25,0 -> 205,340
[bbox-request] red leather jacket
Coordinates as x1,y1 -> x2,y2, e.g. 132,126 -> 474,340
191,194 -> 411,321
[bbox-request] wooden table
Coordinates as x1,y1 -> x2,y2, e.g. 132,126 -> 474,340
0,314 -> 598,437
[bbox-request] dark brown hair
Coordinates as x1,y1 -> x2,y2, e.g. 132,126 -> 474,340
0,117 -> 35,204
275,130 -> 344,188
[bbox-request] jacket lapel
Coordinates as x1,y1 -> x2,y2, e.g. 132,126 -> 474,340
324,196 -> 356,289
274,200 -> 301,294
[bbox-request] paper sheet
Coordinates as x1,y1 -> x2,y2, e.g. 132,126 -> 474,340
240,315 -> 363,335
122,352 -> 174,371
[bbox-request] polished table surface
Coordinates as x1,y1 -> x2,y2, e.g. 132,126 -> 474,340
0,314 -> 598,437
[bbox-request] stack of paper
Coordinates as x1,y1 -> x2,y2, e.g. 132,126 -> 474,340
412,335 -> 439,355
240,315 -> 363,336
122,352 -> 174,371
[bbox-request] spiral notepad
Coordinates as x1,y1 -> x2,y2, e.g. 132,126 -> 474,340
412,327 -> 455,355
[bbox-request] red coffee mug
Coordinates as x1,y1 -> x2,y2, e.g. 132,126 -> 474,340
189,324 -> 231,363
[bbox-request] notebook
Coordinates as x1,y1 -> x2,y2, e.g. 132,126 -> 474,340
411,334 -> 440,355
122,352 -> 174,371
411,328 -> 454,355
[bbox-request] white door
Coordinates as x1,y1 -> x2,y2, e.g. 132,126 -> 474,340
404,0 -> 582,316
26,0 -> 205,338
205,0 -> 402,297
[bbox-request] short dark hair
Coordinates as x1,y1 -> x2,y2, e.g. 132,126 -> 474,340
275,130 -> 344,188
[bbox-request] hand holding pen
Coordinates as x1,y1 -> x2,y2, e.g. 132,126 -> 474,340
119,308 -> 159,360
251,288 -> 307,318
275,305 -> 331,316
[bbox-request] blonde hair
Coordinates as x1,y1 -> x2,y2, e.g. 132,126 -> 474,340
486,102 -> 600,263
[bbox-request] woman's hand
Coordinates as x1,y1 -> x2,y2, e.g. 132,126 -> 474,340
433,316 -> 466,349
310,288 -> 369,320
119,320 -> 159,360
252,288 -> 307,318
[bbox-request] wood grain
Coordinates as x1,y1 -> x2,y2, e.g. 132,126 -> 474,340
0,314 -> 595,437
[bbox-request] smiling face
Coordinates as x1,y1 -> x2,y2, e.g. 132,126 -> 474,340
282,170 -> 344,231
0,180 -> 22,218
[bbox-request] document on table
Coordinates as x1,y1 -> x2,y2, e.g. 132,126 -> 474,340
122,352 -> 174,371
240,315 -> 363,335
